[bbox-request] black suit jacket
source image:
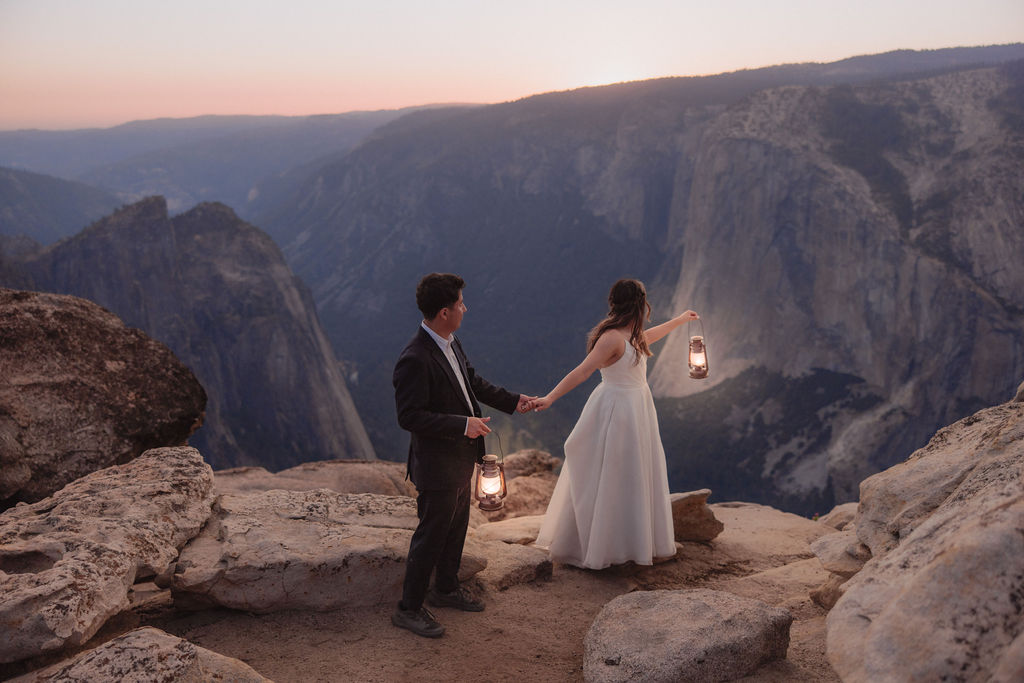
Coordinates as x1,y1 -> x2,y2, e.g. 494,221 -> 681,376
393,326 -> 519,490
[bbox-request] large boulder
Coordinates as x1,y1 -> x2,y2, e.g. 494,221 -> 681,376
827,401 -> 1024,682
0,447 -> 214,664
584,589 -> 793,682
0,288 -> 206,507
670,489 -> 724,541
171,489 -> 468,613
20,627 -> 271,682
214,459 -> 415,497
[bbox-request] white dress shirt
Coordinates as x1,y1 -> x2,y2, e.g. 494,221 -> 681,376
422,322 -> 474,435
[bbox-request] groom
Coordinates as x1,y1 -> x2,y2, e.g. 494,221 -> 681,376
391,272 -> 535,638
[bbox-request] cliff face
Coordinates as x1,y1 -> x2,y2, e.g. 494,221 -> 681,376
650,64 -> 1024,509
15,197 -> 374,469
259,54 -> 1024,512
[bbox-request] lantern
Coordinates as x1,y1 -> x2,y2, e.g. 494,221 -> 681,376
474,454 -> 507,511
688,320 -> 709,380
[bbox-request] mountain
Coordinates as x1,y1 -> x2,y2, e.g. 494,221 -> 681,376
75,110 -> 419,216
4,197 -> 374,469
256,46 -> 1024,513
0,109 -> 435,219
0,167 -> 121,243
0,115 -> 292,178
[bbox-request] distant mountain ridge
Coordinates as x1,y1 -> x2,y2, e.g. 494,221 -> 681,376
0,108 -> 446,219
0,167 -> 121,244
2,197 -> 375,469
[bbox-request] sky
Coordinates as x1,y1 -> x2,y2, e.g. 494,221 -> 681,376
1,0 -> 1022,131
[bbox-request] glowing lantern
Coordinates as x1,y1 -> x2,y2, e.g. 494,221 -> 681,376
474,454 -> 507,511
688,320 -> 709,380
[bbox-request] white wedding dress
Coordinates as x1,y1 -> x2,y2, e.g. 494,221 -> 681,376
536,340 -> 676,569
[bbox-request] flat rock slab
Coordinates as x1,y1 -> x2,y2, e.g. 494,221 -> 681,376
714,558 -> 831,612
671,489 -> 724,542
828,402 -> 1024,682
465,536 -> 552,591
584,588 -> 793,682
171,489 -> 485,613
12,627 -> 270,682
472,515 -> 544,545
708,502 -> 836,572
214,459 -> 416,497
0,447 -> 214,664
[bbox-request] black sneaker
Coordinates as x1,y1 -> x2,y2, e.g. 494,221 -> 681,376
427,585 -> 485,612
391,603 -> 445,638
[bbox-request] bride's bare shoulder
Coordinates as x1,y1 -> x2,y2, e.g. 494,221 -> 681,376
596,329 -> 627,366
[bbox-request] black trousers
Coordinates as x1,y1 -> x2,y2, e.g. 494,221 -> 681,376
400,482 -> 471,611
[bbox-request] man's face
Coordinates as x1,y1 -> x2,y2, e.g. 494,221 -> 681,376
444,291 -> 466,332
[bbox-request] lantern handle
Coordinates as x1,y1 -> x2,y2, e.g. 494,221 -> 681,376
687,318 -> 705,339
491,429 -> 505,464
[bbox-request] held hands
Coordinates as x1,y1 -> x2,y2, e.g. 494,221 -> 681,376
532,395 -> 554,412
517,395 -> 539,413
466,416 -> 492,438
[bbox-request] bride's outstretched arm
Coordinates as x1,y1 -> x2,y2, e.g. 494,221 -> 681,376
532,333 -> 622,411
644,310 -> 699,345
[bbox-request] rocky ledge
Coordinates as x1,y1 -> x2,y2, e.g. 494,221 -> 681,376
823,400 -> 1024,682
0,447 -> 214,663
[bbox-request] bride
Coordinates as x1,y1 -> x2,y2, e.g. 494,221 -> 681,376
532,278 -> 698,569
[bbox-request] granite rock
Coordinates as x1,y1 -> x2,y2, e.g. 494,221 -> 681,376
0,447 -> 214,664
671,489 -> 724,542
584,589 -> 793,682
827,402 -> 1024,681
0,288 -> 205,507
18,627 -> 271,682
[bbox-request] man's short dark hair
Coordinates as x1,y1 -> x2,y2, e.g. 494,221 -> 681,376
416,273 -> 465,320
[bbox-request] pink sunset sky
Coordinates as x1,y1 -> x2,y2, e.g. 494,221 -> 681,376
1,0 -> 1022,131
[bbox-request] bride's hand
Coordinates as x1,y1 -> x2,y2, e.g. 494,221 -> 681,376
677,310 -> 699,322
532,396 -> 553,412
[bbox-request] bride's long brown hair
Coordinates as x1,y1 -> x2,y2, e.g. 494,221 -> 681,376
586,278 -> 652,365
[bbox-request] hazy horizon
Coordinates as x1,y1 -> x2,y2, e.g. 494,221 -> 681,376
2,0 -> 1023,131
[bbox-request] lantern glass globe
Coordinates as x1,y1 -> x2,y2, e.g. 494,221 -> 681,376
481,475 -> 502,495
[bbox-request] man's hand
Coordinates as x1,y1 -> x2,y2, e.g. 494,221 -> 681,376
517,395 -> 538,413
466,416 -> 492,438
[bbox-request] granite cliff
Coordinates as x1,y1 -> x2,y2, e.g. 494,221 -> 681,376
5,197 -> 374,469
651,62 -> 1024,510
